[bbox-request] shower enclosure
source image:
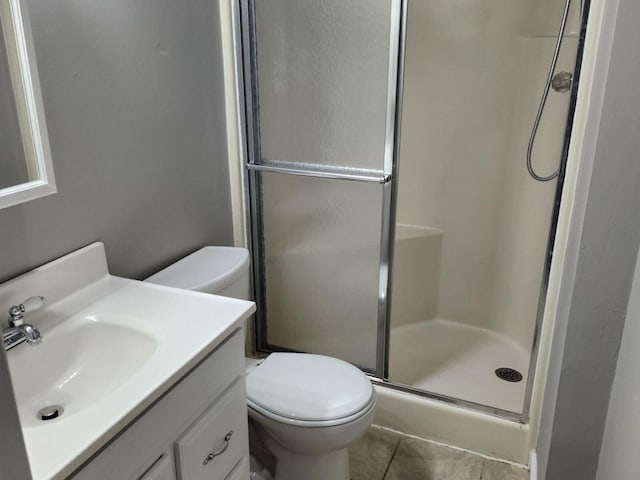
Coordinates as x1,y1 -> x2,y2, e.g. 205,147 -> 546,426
239,0 -> 588,421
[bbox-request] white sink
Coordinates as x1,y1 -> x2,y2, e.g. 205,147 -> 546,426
0,243 -> 256,479
9,316 -> 157,427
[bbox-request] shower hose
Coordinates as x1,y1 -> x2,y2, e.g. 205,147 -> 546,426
526,0 -> 574,182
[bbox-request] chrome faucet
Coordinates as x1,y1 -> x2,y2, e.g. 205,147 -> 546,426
2,296 -> 44,351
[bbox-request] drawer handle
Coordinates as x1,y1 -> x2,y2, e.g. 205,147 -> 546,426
202,430 -> 233,465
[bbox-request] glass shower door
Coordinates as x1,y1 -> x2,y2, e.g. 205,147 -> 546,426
241,0 -> 404,375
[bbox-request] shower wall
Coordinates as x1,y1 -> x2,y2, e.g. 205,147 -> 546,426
393,0 -> 581,348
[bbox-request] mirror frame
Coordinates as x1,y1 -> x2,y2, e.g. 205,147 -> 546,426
0,0 -> 55,209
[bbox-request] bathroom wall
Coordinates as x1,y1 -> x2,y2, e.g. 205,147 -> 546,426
0,0 -> 233,284
0,1 -> 232,475
394,0 -> 580,348
0,349 -> 30,479
396,0 -> 520,329
488,35 -> 578,347
596,248 -> 640,480
536,0 -> 640,476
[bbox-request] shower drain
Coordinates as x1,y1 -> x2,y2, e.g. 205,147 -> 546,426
495,368 -> 523,383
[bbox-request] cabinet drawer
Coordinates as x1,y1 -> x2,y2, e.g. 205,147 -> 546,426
176,378 -> 248,480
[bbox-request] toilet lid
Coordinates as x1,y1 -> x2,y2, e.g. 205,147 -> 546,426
145,247 -> 249,292
246,353 -> 374,422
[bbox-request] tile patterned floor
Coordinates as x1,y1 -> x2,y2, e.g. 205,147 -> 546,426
349,426 -> 528,480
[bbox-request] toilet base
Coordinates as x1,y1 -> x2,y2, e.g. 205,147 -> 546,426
270,442 -> 350,480
248,396 -> 375,480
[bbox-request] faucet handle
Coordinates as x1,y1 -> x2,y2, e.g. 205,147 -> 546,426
21,296 -> 45,312
8,296 -> 45,326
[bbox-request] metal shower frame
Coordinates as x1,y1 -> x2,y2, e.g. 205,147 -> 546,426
233,0 -> 591,424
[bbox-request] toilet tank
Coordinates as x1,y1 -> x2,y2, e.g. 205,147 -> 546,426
144,247 -> 251,300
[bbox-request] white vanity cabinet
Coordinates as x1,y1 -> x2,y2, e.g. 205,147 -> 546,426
175,378 -> 248,480
71,330 -> 249,480
139,454 -> 176,480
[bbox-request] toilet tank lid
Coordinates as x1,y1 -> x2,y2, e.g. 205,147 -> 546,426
246,353 -> 374,422
145,247 -> 249,293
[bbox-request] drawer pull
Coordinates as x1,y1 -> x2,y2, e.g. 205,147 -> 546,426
202,430 -> 233,465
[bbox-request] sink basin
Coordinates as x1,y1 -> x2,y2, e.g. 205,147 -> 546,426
9,315 -> 157,427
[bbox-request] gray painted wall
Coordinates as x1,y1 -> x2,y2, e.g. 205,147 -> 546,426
0,0 -> 233,284
0,0 -> 232,476
596,245 -> 640,480
539,0 -> 640,478
0,348 -> 30,480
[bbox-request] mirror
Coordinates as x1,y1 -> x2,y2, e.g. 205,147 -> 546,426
0,0 -> 54,209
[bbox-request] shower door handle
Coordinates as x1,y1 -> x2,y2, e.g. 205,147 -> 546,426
247,163 -> 391,185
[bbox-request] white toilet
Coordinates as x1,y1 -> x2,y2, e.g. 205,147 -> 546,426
145,247 -> 375,480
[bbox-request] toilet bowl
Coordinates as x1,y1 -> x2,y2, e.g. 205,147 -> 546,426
246,352 -> 375,480
145,247 -> 375,480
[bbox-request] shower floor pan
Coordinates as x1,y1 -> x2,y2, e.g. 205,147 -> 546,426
388,319 -> 529,413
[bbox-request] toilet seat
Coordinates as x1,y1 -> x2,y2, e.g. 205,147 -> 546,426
247,393 -> 376,428
246,353 -> 374,427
